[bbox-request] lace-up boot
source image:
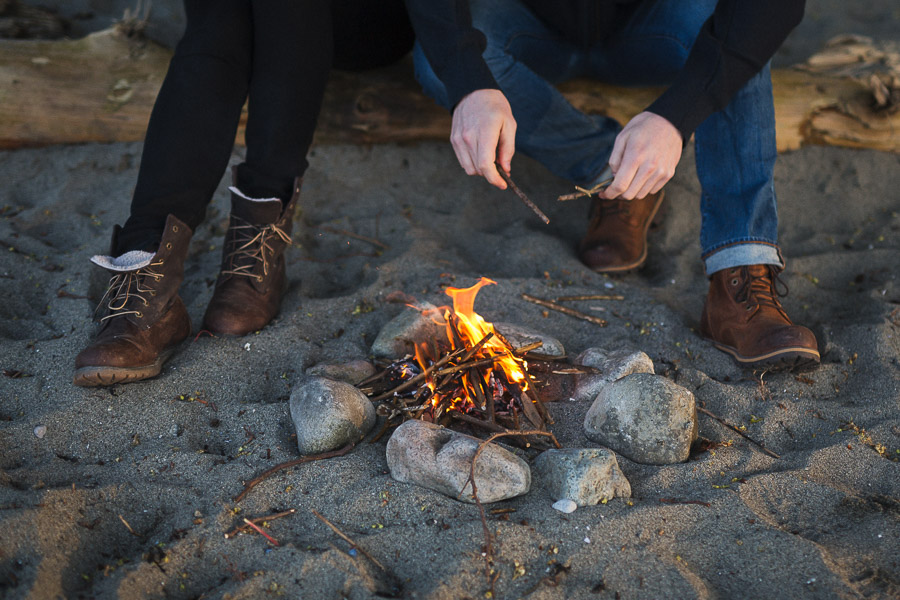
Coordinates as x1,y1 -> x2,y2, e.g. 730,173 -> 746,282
577,190 -> 665,273
202,177 -> 300,335
700,264 -> 820,370
73,215 -> 193,386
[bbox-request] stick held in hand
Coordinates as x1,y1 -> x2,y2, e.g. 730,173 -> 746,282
495,161 -> 550,224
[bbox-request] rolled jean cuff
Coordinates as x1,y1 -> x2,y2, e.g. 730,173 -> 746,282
703,242 -> 784,276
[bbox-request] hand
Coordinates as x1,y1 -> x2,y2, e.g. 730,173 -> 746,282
601,112 -> 682,200
450,89 -> 517,189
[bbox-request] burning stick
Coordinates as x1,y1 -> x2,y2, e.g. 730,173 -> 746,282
242,518 -> 280,546
521,293 -> 608,326
371,348 -> 465,403
495,162 -> 550,224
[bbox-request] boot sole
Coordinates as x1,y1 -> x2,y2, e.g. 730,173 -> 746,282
708,340 -> 821,372
72,347 -> 177,387
582,191 -> 665,274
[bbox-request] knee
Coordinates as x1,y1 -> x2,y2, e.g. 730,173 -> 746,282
174,19 -> 252,71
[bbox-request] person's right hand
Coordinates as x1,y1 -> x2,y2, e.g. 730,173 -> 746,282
450,89 -> 517,189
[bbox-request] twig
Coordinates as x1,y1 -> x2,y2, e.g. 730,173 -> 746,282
521,294 -> 608,326
512,340 -> 543,355
371,348 -> 464,402
553,294 -> 624,302
465,430 -> 561,595
118,514 -> 142,538
315,225 -> 389,250
242,518 -> 280,546
557,175 -> 615,201
224,509 -> 297,539
449,410 -> 507,433
233,441 -> 357,502
697,406 -> 780,459
311,509 -> 388,573
495,162 -> 550,224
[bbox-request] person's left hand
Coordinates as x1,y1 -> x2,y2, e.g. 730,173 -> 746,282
600,111 -> 682,200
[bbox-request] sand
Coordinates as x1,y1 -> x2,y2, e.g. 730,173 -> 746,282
1,3 -> 899,599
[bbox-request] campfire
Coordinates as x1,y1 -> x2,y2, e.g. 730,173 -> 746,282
359,278 -> 578,448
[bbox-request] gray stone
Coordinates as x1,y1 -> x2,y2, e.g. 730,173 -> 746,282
534,448 -> 631,506
290,376 -> 376,455
386,420 -> 531,504
583,373 -> 697,465
552,499 -> 577,514
572,348 -> 655,402
370,302 -> 446,358
494,322 -> 565,357
306,359 -> 376,385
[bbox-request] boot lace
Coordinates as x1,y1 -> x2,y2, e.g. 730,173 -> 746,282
219,216 -> 292,281
96,260 -> 165,321
733,266 -> 791,322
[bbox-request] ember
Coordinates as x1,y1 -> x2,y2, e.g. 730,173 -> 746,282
361,278 -> 563,447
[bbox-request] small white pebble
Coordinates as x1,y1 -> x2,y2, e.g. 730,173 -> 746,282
33,425 -> 47,439
604,282 -> 615,289
244,343 -> 251,351
584,537 -> 591,544
552,499 -> 577,513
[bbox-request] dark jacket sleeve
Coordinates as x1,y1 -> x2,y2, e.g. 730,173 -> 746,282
404,0 -> 500,109
646,0 -> 805,140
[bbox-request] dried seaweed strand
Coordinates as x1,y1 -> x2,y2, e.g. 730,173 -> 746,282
465,430 -> 561,594
233,441 -> 357,503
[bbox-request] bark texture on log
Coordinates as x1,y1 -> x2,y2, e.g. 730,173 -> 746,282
1,28 -> 897,153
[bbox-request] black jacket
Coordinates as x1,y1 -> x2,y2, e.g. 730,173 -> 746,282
405,0 -> 804,140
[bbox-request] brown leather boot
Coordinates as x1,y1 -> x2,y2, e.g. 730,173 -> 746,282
577,190 -> 665,273
700,264 -> 820,370
201,177 -> 300,336
73,215 -> 193,386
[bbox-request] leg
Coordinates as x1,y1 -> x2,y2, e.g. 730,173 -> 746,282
120,0 -> 254,252
236,0 -> 333,201
414,0 -> 619,187
695,64 -> 782,274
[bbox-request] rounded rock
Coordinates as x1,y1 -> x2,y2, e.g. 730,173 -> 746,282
583,373 -> 697,465
290,375 -> 376,455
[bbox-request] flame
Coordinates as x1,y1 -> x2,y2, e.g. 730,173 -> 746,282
442,277 -> 528,389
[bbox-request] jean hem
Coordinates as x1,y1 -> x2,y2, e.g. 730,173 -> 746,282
703,241 -> 783,276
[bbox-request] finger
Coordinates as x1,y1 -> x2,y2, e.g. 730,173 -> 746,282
607,132 -> 626,173
649,176 -> 667,195
634,174 -> 659,200
450,129 -> 478,175
496,118 -> 517,174
602,157 -> 638,199
620,166 -> 652,200
475,130 -> 506,189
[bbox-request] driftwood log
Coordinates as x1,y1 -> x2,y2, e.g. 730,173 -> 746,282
1,28 -> 897,153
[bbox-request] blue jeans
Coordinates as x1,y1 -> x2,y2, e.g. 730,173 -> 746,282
413,0 -> 783,275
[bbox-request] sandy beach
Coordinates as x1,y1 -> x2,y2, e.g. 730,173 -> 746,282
1,1 -> 898,598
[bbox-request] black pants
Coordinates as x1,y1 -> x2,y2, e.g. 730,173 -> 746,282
118,0 -> 413,253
